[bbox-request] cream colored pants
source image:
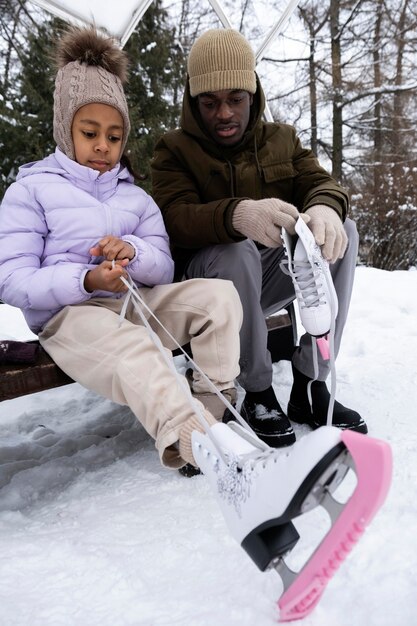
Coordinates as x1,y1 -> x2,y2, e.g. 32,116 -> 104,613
39,279 -> 242,468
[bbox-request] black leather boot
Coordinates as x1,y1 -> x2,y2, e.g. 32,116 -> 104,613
288,366 -> 368,433
240,386 -> 296,447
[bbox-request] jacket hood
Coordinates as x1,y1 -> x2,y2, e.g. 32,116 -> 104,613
180,74 -> 266,159
16,148 -> 132,184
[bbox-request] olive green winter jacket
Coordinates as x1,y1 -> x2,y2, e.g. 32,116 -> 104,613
151,77 -> 349,277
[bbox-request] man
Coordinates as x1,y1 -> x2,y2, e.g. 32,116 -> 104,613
151,28 -> 367,447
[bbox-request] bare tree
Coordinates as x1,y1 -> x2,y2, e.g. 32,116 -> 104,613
298,2 -> 330,154
256,0 -> 417,268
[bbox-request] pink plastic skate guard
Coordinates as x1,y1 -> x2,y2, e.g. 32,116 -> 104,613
277,430 -> 393,622
316,336 -> 330,361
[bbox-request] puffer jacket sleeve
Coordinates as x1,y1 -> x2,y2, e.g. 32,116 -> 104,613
121,194 -> 174,287
0,181 -> 93,310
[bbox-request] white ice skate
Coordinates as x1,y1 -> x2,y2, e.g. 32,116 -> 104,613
193,422 -> 392,622
281,217 -> 338,339
281,217 -> 340,424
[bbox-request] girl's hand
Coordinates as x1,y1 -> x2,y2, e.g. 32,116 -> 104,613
84,259 -> 129,293
90,236 -> 134,262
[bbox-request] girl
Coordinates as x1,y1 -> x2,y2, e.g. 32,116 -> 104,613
0,26 -> 241,470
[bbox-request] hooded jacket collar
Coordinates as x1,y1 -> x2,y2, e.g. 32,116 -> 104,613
17,148 -> 132,198
180,74 -> 266,160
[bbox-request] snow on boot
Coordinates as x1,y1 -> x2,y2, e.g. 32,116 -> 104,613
192,422 -> 392,622
281,217 -> 338,338
240,386 -> 295,447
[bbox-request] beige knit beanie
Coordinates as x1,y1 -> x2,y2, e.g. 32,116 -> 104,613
53,26 -> 131,161
187,29 -> 257,97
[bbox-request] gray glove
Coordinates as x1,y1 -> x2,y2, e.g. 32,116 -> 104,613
232,198 -> 307,248
305,204 -> 347,263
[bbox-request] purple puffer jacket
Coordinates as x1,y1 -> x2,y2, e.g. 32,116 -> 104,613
0,148 -> 174,333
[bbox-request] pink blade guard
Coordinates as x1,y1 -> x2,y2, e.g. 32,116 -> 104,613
278,431 -> 393,622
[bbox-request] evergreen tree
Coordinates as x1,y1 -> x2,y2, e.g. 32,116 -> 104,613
0,16 -> 61,198
124,0 -> 187,191
0,0 -> 187,197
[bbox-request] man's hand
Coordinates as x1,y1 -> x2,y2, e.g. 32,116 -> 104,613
305,204 -> 347,263
232,198 -> 309,248
90,236 -> 134,262
84,259 -> 129,293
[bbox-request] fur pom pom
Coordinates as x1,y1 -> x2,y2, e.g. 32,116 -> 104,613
56,26 -> 128,83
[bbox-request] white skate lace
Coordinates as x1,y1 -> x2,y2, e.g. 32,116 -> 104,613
114,269 -> 268,464
207,444 -> 291,474
237,446 -> 291,472
288,260 -> 327,309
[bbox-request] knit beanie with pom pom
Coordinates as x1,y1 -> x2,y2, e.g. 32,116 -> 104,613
53,26 -> 131,160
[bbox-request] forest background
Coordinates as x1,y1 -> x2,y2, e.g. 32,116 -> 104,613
1,0 -> 416,271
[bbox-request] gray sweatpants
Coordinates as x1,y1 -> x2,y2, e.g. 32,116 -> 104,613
39,278 -> 242,468
185,218 -> 359,391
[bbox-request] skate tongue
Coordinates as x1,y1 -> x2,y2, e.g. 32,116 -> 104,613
211,422 -> 257,456
293,218 -> 324,268
293,237 -> 307,263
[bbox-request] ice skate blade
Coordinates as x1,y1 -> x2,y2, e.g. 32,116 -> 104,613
241,442 -> 348,572
276,430 -> 392,622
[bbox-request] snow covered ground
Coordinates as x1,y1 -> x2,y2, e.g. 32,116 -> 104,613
0,266 -> 416,626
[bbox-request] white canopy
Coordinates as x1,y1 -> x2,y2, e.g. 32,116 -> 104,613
28,0 -> 155,47
28,0 -> 302,121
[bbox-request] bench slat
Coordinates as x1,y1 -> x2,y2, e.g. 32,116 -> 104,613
0,343 -> 73,401
0,312 -> 295,402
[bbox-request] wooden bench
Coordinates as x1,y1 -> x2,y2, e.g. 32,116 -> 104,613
0,340 -> 73,402
0,307 -> 295,403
